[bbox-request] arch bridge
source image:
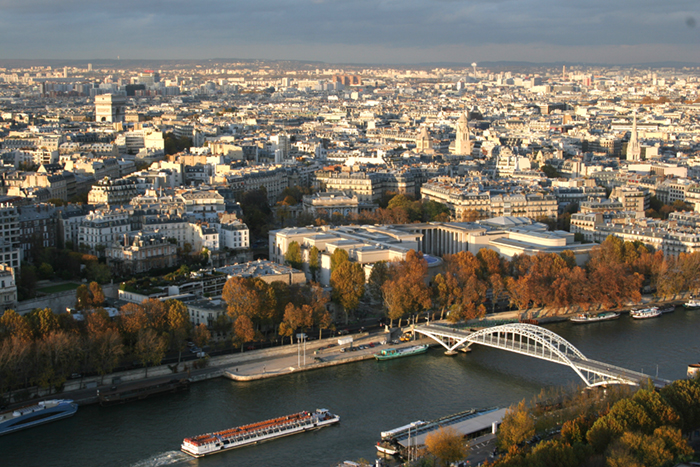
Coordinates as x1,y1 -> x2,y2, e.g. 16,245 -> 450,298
413,323 -> 669,388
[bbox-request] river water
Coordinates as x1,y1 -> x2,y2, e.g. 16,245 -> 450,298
4,307 -> 700,467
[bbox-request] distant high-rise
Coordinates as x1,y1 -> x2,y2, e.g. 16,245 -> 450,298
626,111 -> 641,161
332,74 -> 362,86
88,63 -> 93,72
95,94 -> 126,123
453,113 -> 472,156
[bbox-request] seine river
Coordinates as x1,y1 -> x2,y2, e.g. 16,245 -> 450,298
4,307 -> 700,467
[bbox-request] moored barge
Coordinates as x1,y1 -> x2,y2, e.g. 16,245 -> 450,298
181,408 -> 340,457
98,378 -> 190,406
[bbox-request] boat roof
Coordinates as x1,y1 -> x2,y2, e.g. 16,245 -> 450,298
396,408 -> 507,449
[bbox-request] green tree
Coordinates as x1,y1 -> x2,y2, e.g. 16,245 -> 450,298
330,248 -> 349,273
661,378 -> 700,432
38,262 -> 54,280
285,241 -> 303,270
308,245 -> 320,282
422,199 -> 451,222
540,164 -> 561,178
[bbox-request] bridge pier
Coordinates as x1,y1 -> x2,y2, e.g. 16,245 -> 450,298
444,350 -> 458,356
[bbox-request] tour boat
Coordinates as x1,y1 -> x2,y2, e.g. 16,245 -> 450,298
374,344 -> 429,361
630,307 -> 662,320
181,409 -> 340,458
568,312 -> 620,324
0,399 -> 78,436
684,299 -> 700,309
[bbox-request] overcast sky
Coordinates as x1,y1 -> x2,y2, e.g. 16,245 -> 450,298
1,0 -> 700,64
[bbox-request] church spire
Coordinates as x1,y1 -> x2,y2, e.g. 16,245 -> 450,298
626,109 -> 641,161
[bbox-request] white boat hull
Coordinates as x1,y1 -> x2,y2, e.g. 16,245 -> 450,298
181,411 -> 340,458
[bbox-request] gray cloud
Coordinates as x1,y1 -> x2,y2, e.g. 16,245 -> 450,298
0,0 -> 699,63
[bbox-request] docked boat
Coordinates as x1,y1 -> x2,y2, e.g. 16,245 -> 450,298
658,305 -> 675,314
684,299 -> 700,309
0,399 -> 77,436
374,344 -> 429,361
376,407 -> 505,459
568,312 -> 620,324
630,307 -> 662,320
181,408 -> 340,458
98,378 -> 190,406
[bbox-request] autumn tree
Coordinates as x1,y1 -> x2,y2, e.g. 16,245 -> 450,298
118,302 -> 148,345
367,261 -> 389,303
166,299 -> 192,366
75,284 -> 90,310
88,281 -> 105,307
498,399 -> 535,451
135,328 -> 166,377
27,308 -> 59,339
309,285 -> 332,339
387,194 -> 422,222
90,329 -> 124,384
440,251 -> 487,321
0,309 -> 33,341
86,309 -> 115,336
424,426 -> 469,467
34,331 -> 80,394
222,276 -> 276,344
193,323 -> 211,349
382,250 -> 432,326
142,298 -> 168,334
279,303 -> 313,344
330,261 -> 365,323
527,440 -> 589,467
0,335 -> 32,392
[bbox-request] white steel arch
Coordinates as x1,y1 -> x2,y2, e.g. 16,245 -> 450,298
414,323 -> 664,388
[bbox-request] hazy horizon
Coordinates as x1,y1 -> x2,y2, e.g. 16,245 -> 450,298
1,1 -> 699,65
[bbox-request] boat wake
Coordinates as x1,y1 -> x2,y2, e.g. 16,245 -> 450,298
128,451 -> 191,467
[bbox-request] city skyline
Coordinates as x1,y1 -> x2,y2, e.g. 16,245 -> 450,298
1,0 -> 700,64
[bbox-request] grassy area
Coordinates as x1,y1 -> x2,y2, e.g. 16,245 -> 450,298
37,283 -> 81,294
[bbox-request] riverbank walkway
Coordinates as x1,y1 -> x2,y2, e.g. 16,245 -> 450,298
10,294 -> 691,406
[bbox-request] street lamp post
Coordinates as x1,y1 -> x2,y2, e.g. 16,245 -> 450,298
296,333 -> 306,368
